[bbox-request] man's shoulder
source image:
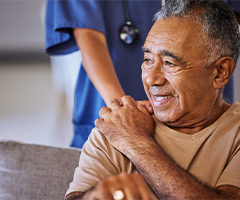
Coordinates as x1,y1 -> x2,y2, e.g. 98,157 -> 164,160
231,101 -> 240,113
89,127 -> 108,144
86,127 -> 124,158
223,101 -> 240,123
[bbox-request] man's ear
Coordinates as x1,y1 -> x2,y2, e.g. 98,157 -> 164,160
212,57 -> 234,90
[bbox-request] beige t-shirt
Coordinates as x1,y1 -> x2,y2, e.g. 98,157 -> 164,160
66,102 -> 240,196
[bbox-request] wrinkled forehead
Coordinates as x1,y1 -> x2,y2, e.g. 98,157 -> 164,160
144,18 -> 205,52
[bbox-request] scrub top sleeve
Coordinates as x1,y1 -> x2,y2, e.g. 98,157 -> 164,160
45,0 -> 106,55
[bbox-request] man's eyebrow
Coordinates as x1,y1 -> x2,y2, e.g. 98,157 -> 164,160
160,50 -> 181,62
142,47 -> 181,61
142,46 -> 150,53
142,47 -> 186,65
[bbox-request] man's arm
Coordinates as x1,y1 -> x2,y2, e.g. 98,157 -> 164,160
128,133 -> 240,199
73,28 -> 125,106
95,96 -> 240,199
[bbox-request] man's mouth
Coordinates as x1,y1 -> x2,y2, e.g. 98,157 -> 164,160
155,95 -> 173,101
152,95 -> 174,106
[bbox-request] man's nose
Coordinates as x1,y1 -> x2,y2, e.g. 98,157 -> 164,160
146,64 -> 166,86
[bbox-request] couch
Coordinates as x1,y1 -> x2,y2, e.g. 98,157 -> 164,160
0,141 -> 81,200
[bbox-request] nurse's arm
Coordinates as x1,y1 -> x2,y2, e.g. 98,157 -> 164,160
73,28 -> 125,106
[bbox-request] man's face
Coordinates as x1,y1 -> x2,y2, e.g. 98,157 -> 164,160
142,18 -> 218,129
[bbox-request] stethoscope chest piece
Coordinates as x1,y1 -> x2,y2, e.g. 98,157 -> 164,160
119,22 -> 139,44
119,0 -> 139,44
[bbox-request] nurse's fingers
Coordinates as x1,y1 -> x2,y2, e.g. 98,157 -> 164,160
121,95 -> 135,106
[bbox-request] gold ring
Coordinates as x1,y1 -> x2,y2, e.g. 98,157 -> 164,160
113,190 -> 124,200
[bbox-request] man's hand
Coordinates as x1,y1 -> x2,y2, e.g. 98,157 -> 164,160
94,96 -> 156,155
135,100 -> 154,116
84,173 -> 156,200
66,173 -> 156,200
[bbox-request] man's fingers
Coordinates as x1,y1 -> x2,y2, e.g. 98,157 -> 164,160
124,185 -> 141,200
108,99 -> 122,110
91,173 -> 155,200
88,180 -> 113,200
108,96 -> 136,111
117,173 -> 141,200
99,106 -> 111,118
123,173 -> 154,200
137,102 -> 153,116
136,100 -> 154,115
94,118 -> 104,129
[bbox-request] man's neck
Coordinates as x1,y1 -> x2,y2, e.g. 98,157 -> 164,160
163,101 -> 231,135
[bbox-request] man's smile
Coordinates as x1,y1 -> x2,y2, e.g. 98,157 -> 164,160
151,94 -> 174,107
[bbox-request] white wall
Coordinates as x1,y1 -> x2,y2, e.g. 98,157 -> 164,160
0,1 -> 45,53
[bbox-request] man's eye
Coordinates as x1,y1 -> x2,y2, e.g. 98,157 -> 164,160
142,58 -> 153,70
144,58 -> 152,64
164,60 -> 175,66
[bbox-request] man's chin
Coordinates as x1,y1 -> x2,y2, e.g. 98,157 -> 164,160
153,108 -> 177,124
154,111 -> 170,123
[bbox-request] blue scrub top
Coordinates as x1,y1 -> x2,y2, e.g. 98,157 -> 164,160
46,0 -> 162,147
45,0 -> 240,148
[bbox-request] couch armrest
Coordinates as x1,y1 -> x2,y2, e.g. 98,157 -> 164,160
0,141 -> 81,200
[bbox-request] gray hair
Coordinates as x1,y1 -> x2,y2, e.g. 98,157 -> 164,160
154,0 -> 240,69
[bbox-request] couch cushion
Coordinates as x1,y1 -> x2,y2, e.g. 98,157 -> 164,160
0,141 -> 81,200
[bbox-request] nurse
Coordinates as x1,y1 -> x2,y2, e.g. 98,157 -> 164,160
45,0 -> 240,148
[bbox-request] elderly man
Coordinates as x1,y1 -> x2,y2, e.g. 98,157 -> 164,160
65,0 -> 240,199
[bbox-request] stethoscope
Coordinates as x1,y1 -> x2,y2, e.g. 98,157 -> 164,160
119,0 -> 166,45
119,0 -> 139,44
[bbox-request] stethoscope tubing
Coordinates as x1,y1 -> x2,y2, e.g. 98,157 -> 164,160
119,0 -> 165,44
